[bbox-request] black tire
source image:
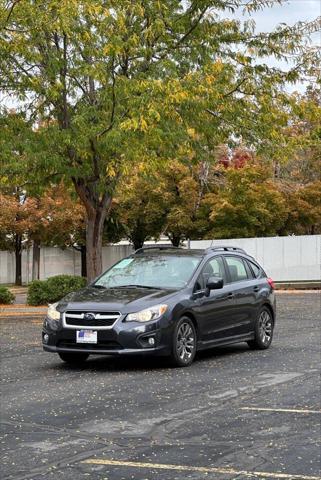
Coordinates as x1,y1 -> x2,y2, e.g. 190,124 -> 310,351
58,352 -> 89,365
248,307 -> 274,350
169,317 -> 197,367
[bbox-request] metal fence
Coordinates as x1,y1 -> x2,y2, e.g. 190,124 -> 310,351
0,235 -> 320,284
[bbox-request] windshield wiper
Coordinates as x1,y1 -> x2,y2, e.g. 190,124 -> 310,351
91,284 -> 107,289
116,284 -> 162,290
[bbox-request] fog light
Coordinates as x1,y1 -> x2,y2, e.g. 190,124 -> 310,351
148,337 -> 155,346
43,334 -> 49,344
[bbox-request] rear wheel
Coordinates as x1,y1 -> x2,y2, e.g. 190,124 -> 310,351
58,352 -> 89,365
248,307 -> 274,350
170,317 -> 197,367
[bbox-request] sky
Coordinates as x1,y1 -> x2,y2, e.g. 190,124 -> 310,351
234,0 -> 321,92
242,0 -> 320,33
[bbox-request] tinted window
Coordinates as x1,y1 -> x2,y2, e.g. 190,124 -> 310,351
195,256 -> 226,290
95,255 -> 201,289
225,256 -> 249,282
247,260 -> 261,278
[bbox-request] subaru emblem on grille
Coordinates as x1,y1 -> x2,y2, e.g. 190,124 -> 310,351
84,312 -> 96,321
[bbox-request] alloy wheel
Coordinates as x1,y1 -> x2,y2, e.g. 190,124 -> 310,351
176,322 -> 195,362
258,310 -> 272,345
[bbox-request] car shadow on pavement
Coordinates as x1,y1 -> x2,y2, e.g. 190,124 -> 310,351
42,343 -> 251,373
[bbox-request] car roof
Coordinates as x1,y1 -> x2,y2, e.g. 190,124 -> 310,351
133,246 -> 255,260
134,247 -> 204,257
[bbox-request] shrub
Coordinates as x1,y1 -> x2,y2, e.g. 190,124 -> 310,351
0,286 -> 15,304
27,275 -> 87,306
27,280 -> 50,306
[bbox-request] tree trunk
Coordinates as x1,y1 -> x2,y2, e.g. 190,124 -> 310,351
80,245 -> 87,278
86,209 -> 107,282
32,240 -> 40,281
72,180 -> 112,283
132,238 -> 144,251
170,235 -> 181,247
15,234 -> 22,286
131,224 -> 146,251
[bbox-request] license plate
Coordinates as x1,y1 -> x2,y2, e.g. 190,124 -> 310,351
76,330 -> 97,344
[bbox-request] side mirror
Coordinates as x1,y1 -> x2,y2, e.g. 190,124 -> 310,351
206,276 -> 224,295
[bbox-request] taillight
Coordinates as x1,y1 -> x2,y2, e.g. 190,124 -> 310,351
267,278 -> 275,290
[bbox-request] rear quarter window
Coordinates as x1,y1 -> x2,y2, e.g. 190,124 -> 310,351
247,260 -> 262,278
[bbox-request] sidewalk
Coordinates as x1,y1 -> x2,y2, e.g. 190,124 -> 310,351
8,286 -> 28,304
0,304 -> 47,321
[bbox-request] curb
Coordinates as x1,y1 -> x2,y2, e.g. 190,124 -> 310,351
0,304 -> 47,320
0,316 -> 44,322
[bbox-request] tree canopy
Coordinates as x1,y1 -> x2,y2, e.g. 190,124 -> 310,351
0,0 -> 320,279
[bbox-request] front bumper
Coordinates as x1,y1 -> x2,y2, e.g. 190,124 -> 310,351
42,314 -> 171,356
43,344 -> 167,356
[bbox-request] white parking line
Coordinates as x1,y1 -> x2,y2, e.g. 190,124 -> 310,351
241,407 -> 321,414
82,459 -> 321,480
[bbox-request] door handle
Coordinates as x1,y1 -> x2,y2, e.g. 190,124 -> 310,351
253,286 -> 260,292
227,292 -> 234,299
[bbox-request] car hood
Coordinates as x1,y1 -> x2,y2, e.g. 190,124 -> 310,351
58,286 -> 178,314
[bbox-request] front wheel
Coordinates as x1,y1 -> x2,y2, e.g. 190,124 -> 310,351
58,352 -> 89,365
169,317 -> 197,367
248,307 -> 274,350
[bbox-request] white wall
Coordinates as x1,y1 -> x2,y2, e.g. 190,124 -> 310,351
0,236 -> 320,284
0,245 -> 133,284
190,235 -> 321,282
0,250 -> 15,284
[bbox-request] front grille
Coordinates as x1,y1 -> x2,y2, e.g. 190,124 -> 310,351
64,311 -> 120,329
58,340 -> 122,350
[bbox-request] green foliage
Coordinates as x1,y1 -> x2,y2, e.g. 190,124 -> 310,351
0,1 -> 320,278
276,86 -> 321,183
114,165 -> 166,249
159,161 -> 210,245
27,275 -> 86,306
0,286 -> 15,304
279,181 -> 321,235
204,165 -> 289,238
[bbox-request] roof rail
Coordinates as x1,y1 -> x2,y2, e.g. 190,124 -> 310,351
134,245 -> 183,254
205,245 -> 247,254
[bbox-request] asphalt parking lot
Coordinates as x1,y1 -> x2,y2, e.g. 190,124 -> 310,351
0,292 -> 320,480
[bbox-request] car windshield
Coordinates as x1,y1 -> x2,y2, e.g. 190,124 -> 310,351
94,254 -> 202,289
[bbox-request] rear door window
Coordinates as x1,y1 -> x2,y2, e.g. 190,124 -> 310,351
225,256 -> 250,283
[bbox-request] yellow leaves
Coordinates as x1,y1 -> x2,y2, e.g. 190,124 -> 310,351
186,127 -> 201,143
148,107 -> 160,123
140,117 -> 148,132
204,74 -> 216,86
270,129 -> 281,141
106,164 -> 116,177
86,3 -> 105,16
187,127 -> 196,138
209,60 -> 224,75
102,43 -> 122,56
82,31 -> 91,42
120,116 -> 149,132
169,89 -> 188,103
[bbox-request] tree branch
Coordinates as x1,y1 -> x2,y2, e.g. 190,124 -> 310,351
223,77 -> 249,97
176,6 -> 209,46
97,61 -> 116,138
5,0 -> 22,23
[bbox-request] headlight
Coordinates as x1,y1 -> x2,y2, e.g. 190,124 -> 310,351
45,302 -> 61,331
126,304 -> 168,323
47,302 -> 60,321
